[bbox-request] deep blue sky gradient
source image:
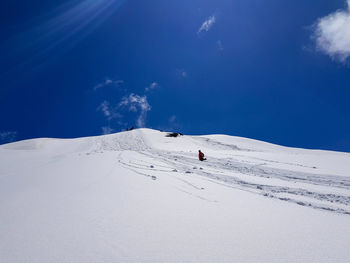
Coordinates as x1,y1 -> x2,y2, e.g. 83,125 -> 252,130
1,0 -> 350,152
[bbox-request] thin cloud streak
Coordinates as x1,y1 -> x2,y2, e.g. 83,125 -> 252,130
198,15 -> 216,34
145,82 -> 159,92
94,78 -> 123,91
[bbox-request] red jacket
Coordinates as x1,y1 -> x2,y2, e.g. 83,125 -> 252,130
199,151 -> 204,161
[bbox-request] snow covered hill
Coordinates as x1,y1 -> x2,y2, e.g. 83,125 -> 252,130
1,128 -> 350,263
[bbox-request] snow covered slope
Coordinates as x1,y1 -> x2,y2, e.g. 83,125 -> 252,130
1,128 -> 350,263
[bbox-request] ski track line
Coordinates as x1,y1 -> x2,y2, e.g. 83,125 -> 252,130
173,186 -> 218,203
88,133 -> 350,216
135,150 -> 350,215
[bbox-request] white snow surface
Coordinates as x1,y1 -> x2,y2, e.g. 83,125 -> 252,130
0,128 -> 350,263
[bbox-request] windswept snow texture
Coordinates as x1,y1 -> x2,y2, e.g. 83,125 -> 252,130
1,129 -> 350,263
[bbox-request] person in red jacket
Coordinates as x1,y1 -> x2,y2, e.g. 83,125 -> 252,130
198,150 -> 206,161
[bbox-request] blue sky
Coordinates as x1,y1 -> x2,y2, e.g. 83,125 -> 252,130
1,0 -> 350,152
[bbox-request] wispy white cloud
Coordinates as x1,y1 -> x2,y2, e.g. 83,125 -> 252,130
101,126 -> 114,135
145,82 -> 159,92
97,101 -> 122,120
313,0 -> 350,61
198,15 -> 216,34
119,93 -> 151,127
0,131 -> 17,144
94,78 -> 123,91
98,101 -> 111,117
97,80 -> 156,130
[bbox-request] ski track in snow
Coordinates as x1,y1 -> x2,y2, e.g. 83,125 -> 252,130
87,131 -> 350,215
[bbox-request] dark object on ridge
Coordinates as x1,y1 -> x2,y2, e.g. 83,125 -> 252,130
166,132 -> 183,137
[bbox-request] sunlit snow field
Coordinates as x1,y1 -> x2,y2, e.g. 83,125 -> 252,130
1,129 -> 350,262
